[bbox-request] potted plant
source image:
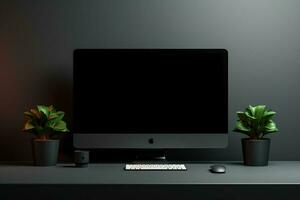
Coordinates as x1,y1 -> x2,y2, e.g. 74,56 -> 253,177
233,105 -> 278,166
22,105 -> 69,166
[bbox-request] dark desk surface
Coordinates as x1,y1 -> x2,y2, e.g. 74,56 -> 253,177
1,161 -> 300,185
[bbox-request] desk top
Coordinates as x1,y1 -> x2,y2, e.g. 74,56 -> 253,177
1,161 -> 300,185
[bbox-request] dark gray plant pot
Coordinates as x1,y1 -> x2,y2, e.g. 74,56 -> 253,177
242,138 -> 270,166
32,139 -> 59,166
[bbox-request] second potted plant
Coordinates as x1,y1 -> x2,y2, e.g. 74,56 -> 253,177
233,105 -> 279,166
22,105 -> 69,166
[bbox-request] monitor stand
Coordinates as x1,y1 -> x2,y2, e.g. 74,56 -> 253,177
125,150 -> 187,171
133,150 -> 167,163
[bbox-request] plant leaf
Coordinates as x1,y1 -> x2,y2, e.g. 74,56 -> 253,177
48,112 -> 65,126
48,111 -> 64,120
48,113 -> 59,120
246,105 -> 256,116
263,111 -> 276,121
53,121 -> 69,132
233,120 -> 250,134
264,120 -> 279,133
237,112 -> 249,122
22,121 -> 35,131
254,105 -> 266,118
48,105 -> 55,112
37,105 -> 49,118
35,125 -> 45,135
24,111 -> 35,120
30,108 -> 41,119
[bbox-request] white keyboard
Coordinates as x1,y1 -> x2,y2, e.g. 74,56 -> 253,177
125,164 -> 187,171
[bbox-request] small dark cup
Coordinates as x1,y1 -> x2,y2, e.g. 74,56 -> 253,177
74,150 -> 89,167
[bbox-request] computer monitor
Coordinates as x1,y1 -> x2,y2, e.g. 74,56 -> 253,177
73,49 -> 228,150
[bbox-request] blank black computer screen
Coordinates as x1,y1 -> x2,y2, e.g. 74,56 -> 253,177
73,49 -> 228,133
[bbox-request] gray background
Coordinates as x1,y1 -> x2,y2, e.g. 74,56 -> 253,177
0,0 -> 299,161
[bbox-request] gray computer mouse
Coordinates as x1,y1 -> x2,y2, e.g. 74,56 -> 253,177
209,165 -> 226,173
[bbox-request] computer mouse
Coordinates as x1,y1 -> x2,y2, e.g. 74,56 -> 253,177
209,165 -> 226,173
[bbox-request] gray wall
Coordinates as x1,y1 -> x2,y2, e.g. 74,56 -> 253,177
1,0 -> 300,161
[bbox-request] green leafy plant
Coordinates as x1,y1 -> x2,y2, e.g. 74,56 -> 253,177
22,105 -> 69,140
233,105 -> 279,139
